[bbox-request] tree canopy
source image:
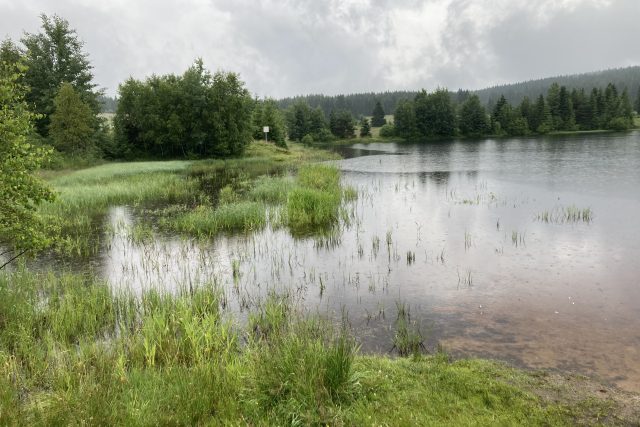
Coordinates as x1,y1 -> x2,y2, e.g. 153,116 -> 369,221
114,60 -> 254,158
0,61 -> 55,266
20,14 -> 101,136
49,83 -> 95,154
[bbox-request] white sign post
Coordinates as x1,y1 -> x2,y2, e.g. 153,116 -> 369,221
263,126 -> 270,143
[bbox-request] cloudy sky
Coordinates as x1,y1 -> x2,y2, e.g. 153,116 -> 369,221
1,0 -> 638,98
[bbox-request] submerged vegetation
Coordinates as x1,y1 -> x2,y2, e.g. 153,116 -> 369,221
0,269 -> 633,425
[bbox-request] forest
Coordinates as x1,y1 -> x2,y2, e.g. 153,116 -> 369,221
391,82 -> 636,139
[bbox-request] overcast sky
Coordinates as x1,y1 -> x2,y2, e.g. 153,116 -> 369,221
1,0 -> 638,98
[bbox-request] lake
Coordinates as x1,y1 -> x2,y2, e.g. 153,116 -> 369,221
37,131 -> 640,391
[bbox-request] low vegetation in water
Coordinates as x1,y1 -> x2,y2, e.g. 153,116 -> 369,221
36,142 -> 342,257
0,269 -> 631,425
536,205 -> 593,224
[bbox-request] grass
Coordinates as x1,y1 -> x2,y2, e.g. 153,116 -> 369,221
0,268 -> 632,425
168,202 -> 267,236
286,164 -> 345,234
536,205 -> 593,224
35,142 -> 341,256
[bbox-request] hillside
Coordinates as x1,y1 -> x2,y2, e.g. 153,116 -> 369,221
277,66 -> 640,116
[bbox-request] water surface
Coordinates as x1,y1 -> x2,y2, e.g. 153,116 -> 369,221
38,132 -> 640,391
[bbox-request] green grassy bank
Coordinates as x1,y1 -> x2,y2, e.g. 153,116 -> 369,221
1,269 -> 635,425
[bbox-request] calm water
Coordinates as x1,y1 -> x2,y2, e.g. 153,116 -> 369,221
38,132 -> 640,391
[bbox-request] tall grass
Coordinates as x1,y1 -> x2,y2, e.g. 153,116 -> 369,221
168,202 -> 267,236
286,164 -> 347,234
0,269 -> 614,424
536,205 -> 593,224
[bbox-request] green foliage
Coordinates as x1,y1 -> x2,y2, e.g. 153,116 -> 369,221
287,165 -> 342,233
285,102 -> 332,142
49,83 -> 95,154
20,14 -> 101,136
414,88 -> 456,138
115,59 -> 253,158
329,109 -> 356,139
252,98 -> 287,148
379,123 -> 395,137
0,269 -> 623,425
458,94 -> 488,137
393,99 -> 417,139
170,202 -> 267,237
0,61 -> 55,260
371,100 -> 386,126
0,39 -> 22,71
359,117 -> 372,137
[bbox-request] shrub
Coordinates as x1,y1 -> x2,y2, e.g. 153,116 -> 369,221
379,123 -> 396,137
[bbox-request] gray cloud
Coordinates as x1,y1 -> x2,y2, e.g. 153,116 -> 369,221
0,0 -> 637,97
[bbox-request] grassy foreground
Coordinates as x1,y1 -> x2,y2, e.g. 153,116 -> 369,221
1,269 -> 635,425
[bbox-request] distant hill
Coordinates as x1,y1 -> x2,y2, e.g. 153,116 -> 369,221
277,66 -> 640,116
475,66 -> 640,107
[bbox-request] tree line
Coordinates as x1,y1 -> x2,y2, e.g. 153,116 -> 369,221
277,91 -> 415,118
391,83 -> 636,139
275,67 -> 640,121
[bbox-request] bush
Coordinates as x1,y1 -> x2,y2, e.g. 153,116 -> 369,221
379,123 -> 396,137
301,134 -> 314,145
607,117 -> 632,131
314,128 -> 335,142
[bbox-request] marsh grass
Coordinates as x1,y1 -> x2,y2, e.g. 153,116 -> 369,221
168,202 -> 267,237
0,269 -> 620,425
286,164 -> 355,235
536,205 -> 593,224
35,142 -> 343,257
391,302 -> 425,357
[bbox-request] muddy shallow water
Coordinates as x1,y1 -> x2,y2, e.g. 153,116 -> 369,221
35,132 -> 640,391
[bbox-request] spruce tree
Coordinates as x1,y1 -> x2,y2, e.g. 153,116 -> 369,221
360,117 -> 372,137
371,100 -> 386,127
459,95 -> 488,137
557,86 -> 575,130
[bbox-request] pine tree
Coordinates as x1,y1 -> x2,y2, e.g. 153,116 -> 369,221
371,100 -> 386,127
360,118 -> 372,137
557,86 -> 575,130
458,95 -> 488,137
635,87 -> 640,114
619,89 -> 634,125
534,95 -> 553,133
573,89 -> 592,130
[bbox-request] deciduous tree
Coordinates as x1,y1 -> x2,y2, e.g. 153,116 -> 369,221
0,62 -> 55,267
